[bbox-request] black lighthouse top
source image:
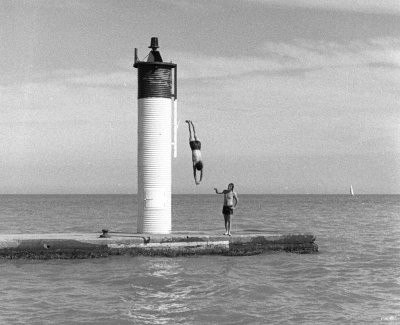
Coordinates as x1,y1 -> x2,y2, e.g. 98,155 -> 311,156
134,37 -> 177,99
147,37 -> 163,62
134,37 -> 176,68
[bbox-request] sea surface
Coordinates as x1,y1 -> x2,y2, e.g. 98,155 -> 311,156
0,194 -> 399,324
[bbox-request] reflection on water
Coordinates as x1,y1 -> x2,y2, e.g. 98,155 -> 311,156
127,261 -> 191,324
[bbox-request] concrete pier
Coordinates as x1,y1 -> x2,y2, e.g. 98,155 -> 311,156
0,231 -> 317,259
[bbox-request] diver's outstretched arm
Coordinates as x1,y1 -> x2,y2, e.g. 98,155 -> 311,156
193,166 -> 198,184
193,166 -> 202,185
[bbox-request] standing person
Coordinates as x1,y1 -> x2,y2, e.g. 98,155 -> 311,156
214,183 -> 238,236
186,120 -> 203,185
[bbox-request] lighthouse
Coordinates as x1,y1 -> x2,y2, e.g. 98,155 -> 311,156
134,37 -> 177,234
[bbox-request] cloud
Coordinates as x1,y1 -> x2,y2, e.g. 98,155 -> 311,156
155,0 -> 207,11
2,34 -> 399,193
16,0 -> 90,10
51,69 -> 136,88
175,36 -> 400,163
248,0 -> 400,15
261,38 -> 400,74
171,37 -> 400,81
0,75 -> 136,155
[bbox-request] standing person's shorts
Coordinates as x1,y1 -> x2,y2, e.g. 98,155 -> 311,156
222,206 -> 233,215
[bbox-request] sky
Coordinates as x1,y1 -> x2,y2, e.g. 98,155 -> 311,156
0,0 -> 399,194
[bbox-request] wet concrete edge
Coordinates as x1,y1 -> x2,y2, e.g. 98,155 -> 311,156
0,233 -> 318,259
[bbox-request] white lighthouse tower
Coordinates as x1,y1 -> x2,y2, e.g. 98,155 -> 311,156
134,37 -> 177,234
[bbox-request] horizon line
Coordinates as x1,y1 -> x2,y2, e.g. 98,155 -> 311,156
0,193 -> 398,196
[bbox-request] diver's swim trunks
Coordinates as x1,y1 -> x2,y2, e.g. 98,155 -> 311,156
190,140 -> 201,150
222,206 -> 233,215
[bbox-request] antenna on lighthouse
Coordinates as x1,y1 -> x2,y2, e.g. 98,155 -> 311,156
134,48 -> 138,65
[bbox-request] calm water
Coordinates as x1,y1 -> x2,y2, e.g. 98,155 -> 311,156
0,195 -> 399,324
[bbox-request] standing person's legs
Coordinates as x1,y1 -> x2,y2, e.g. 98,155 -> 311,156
223,214 -> 229,235
226,214 -> 231,236
222,206 -> 233,236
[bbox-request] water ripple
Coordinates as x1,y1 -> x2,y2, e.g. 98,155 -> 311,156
0,195 -> 399,324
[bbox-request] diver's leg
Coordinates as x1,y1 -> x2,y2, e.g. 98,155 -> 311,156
190,121 -> 198,140
186,120 -> 193,140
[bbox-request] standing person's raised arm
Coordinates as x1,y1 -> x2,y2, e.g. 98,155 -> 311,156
214,188 -> 223,194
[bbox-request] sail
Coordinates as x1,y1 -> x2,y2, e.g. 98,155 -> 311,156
350,185 -> 354,196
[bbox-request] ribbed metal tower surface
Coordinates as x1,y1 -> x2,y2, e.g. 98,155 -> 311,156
134,39 -> 176,234
137,98 -> 172,233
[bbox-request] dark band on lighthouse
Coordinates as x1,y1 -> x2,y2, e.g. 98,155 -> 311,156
137,63 -> 175,99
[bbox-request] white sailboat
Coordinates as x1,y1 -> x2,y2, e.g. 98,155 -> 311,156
350,185 -> 354,196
